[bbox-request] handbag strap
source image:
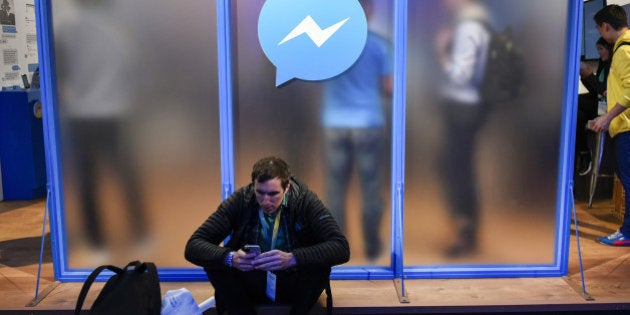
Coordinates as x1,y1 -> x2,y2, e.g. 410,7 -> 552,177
612,42 -> 630,60
126,260 -> 143,271
139,262 -> 162,313
126,261 -> 161,313
325,279 -> 333,315
74,261 -> 161,314
74,264 -> 124,315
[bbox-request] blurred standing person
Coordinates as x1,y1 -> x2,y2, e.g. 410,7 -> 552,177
55,0 -> 146,251
576,37 -> 612,176
321,0 -> 393,261
590,5 -> 630,246
435,0 -> 492,257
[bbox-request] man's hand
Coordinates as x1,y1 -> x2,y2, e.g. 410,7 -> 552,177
589,104 -> 628,133
580,62 -> 593,78
232,249 -> 258,271
589,115 -> 611,132
253,250 -> 297,271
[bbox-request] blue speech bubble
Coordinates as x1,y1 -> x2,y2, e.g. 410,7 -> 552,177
258,0 -> 368,86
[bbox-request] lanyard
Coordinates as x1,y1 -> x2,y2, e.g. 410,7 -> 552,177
259,209 -> 282,250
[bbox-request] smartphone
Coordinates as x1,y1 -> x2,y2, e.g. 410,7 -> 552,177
243,244 -> 261,256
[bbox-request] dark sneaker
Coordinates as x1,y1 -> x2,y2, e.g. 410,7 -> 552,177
577,151 -> 592,176
445,242 -> 477,258
366,240 -> 382,262
599,230 -> 630,246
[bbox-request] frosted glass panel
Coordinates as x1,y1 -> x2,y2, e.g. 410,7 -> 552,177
404,0 -> 568,265
52,0 -> 220,268
232,1 -> 394,265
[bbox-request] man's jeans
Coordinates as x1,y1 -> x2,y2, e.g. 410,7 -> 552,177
205,267 -> 329,315
614,131 -> 630,237
441,101 -> 487,243
323,127 -> 384,259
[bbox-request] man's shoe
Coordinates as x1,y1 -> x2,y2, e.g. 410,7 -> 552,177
599,230 -> 630,246
445,242 -> 477,258
366,240 -> 382,262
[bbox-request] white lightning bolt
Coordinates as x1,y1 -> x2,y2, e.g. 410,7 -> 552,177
278,15 -> 350,48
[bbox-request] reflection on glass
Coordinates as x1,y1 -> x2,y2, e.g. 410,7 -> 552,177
405,0 -> 567,265
233,0 -> 394,265
322,0 -> 393,262
53,0 -> 220,268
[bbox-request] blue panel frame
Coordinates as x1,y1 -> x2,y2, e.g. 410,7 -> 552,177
35,0 -> 65,281
35,0 -> 582,281
391,0 -> 408,280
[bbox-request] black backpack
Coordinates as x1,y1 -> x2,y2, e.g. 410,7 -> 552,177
480,25 -> 526,105
75,261 -> 161,315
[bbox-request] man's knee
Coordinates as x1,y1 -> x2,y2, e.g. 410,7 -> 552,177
280,268 -> 330,312
204,268 -> 265,314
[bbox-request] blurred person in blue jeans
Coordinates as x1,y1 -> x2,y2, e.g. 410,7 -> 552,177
590,4 -> 630,246
321,0 -> 393,261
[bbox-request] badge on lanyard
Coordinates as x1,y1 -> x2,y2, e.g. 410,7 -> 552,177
259,209 -> 282,301
598,99 -> 608,115
266,271 -> 277,301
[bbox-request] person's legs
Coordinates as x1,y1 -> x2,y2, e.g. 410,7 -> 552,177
441,102 -> 485,256
576,94 -> 598,175
72,120 -> 105,248
614,133 -> 630,238
353,128 -> 385,260
204,268 -> 267,315
108,120 -> 147,240
599,132 -> 630,246
324,128 -> 353,234
276,268 -> 330,315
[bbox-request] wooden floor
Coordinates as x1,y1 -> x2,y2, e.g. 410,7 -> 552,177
1,194 -> 630,314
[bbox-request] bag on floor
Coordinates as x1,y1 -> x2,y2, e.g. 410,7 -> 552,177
74,260 -> 161,315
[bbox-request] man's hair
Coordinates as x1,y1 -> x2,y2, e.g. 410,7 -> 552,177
251,156 -> 291,189
594,4 -> 628,31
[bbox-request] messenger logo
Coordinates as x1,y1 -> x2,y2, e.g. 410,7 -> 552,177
258,0 -> 368,86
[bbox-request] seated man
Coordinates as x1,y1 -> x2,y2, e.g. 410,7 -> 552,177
185,156 -> 349,315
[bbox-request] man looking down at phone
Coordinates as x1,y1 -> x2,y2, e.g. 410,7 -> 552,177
185,156 -> 350,315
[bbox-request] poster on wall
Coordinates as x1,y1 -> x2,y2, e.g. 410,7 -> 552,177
1,0 -> 20,88
1,0 -> 37,89
0,0 -> 15,25
22,2 -> 37,76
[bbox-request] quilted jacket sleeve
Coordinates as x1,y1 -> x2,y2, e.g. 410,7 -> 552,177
184,189 -> 243,269
290,189 -> 350,268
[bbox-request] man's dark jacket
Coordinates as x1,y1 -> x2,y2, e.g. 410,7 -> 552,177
185,177 -> 350,270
